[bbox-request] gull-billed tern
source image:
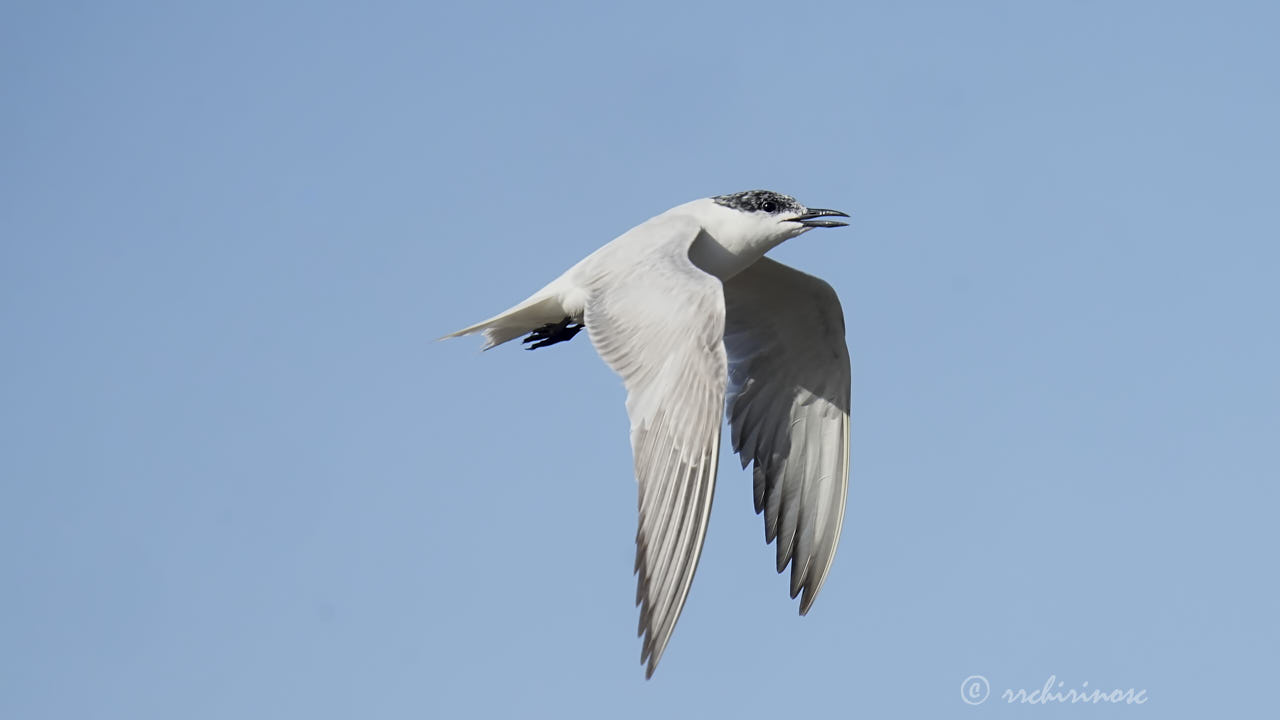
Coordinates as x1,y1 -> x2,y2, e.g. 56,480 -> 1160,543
444,190 -> 852,678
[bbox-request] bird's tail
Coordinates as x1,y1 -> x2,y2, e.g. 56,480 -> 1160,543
440,293 -> 568,350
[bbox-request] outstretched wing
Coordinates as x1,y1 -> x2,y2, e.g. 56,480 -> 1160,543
583,216 -> 728,678
722,257 -> 851,614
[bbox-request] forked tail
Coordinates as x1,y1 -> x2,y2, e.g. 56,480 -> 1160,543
441,294 -> 569,350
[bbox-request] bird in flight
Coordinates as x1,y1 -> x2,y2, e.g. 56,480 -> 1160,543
444,190 -> 852,678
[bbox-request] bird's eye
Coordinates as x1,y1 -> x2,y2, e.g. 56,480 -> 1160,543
759,200 -> 777,213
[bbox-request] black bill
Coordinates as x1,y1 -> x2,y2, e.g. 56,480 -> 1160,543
787,208 -> 850,228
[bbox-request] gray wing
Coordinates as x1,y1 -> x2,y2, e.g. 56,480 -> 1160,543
583,216 -> 728,678
722,257 -> 851,614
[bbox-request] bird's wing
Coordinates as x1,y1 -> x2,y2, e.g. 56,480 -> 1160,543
582,216 -> 727,679
722,257 -> 851,615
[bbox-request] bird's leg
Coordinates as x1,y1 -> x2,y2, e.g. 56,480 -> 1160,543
522,317 -> 585,350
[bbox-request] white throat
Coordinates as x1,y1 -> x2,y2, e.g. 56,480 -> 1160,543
684,199 -> 801,280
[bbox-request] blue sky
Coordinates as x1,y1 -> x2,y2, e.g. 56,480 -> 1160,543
3,1 -> 1277,717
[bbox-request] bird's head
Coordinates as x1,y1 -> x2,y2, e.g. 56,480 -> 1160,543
710,190 -> 849,245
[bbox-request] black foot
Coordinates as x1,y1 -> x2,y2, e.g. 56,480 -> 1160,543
523,318 -> 584,350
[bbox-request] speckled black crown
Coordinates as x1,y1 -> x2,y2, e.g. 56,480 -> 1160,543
712,190 -> 802,215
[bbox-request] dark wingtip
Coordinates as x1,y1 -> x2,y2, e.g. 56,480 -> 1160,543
798,582 -> 821,615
